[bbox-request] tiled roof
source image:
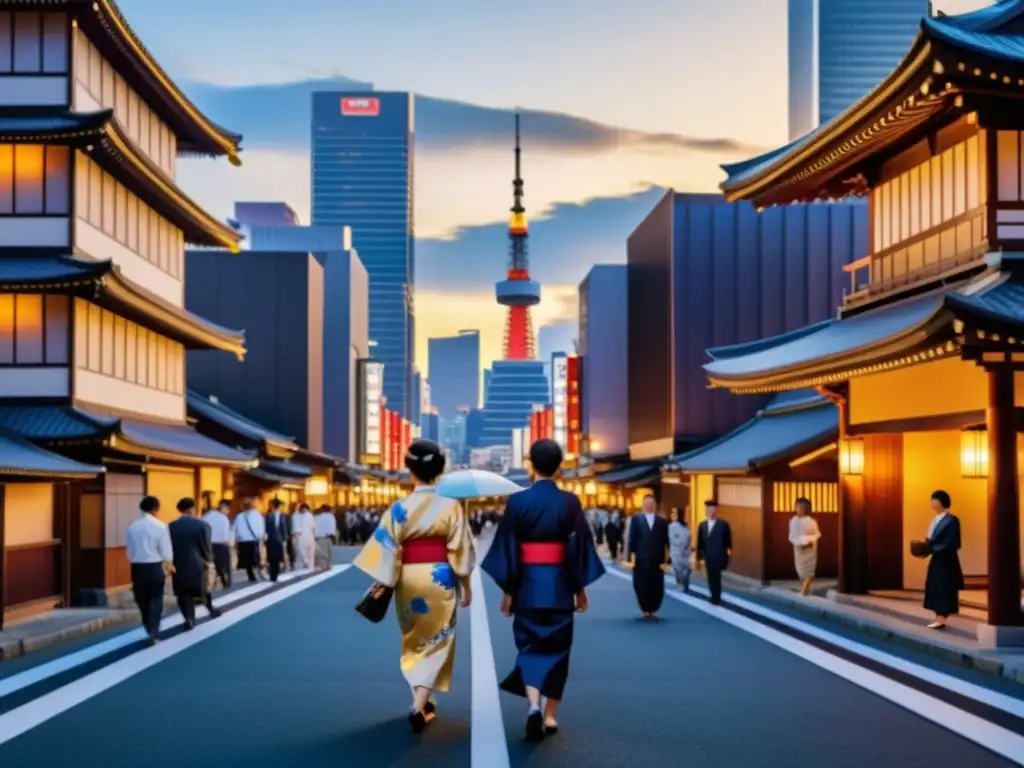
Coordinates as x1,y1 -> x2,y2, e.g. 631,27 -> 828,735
245,467 -> 305,488
260,459 -> 313,478
186,390 -> 296,450
673,393 -> 837,474
0,255 -> 111,286
0,405 -> 117,441
596,462 -> 662,486
115,417 -> 254,465
0,429 -> 103,479
705,292 -> 944,381
946,271 -> 1024,326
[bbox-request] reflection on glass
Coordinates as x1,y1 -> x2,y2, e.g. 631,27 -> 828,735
44,146 -> 69,214
15,294 -> 43,364
0,295 -> 13,363
45,295 -> 68,364
14,145 -> 44,214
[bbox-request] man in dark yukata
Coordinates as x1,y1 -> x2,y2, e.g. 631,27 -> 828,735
482,438 -> 605,742
627,494 -> 670,618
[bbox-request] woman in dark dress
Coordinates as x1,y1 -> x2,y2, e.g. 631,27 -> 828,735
923,490 -> 964,630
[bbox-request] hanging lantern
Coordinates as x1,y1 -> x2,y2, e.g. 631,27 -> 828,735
839,437 -> 864,476
960,430 -> 988,479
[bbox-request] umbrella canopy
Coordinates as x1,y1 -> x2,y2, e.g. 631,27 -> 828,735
436,469 -> 524,500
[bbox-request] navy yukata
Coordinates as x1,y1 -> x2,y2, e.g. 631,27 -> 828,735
482,479 -> 605,700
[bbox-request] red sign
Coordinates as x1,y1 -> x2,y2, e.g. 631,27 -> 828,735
341,97 -> 380,116
390,411 -> 401,472
567,356 -> 581,454
381,405 -> 391,471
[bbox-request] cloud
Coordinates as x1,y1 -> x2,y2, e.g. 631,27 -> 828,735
182,77 -> 765,157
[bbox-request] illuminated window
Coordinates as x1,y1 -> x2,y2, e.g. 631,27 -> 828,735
0,294 -> 68,365
0,145 -> 69,215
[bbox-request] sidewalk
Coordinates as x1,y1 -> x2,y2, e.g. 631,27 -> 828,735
0,567 -> 292,662
711,569 -> 1024,685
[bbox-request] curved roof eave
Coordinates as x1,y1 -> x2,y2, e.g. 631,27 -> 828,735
719,26 -> 935,201
83,0 -> 243,164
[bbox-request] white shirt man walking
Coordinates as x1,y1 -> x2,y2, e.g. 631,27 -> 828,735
203,499 -> 233,589
126,495 -> 173,645
233,498 -> 266,582
313,505 -> 337,571
291,503 -> 316,570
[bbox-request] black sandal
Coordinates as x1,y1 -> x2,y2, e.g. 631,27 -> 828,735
525,710 -> 544,742
409,710 -> 427,734
543,722 -> 559,736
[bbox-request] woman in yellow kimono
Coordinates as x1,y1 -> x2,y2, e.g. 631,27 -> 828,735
354,438 -> 475,733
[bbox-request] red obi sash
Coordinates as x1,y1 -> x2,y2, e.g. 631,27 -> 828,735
403,537 -> 448,564
520,542 -> 565,565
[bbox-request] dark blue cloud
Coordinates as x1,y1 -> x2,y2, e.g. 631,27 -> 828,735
414,185 -> 665,291
182,78 -> 761,155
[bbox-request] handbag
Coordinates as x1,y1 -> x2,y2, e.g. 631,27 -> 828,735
910,539 -> 932,559
355,512 -> 399,623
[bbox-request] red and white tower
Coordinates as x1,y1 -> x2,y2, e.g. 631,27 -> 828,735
495,112 -> 540,359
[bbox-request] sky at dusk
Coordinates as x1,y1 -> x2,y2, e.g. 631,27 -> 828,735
118,0 -> 989,374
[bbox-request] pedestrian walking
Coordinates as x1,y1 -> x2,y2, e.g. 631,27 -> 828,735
233,498 -> 266,582
483,439 -> 605,741
789,497 -> 821,596
125,495 -> 173,646
605,509 -> 623,560
627,494 -> 670,618
203,499 -> 233,589
917,490 -> 964,630
291,502 -> 316,570
265,498 -> 288,582
697,500 -> 732,606
314,505 -> 337,570
353,439 -> 476,734
169,497 -> 221,629
668,508 -> 692,592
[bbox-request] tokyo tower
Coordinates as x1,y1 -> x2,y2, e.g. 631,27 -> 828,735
495,112 -> 540,360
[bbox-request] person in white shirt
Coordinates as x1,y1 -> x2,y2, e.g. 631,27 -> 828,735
291,503 -> 316,570
233,498 -> 266,582
314,505 -> 338,571
203,499 -> 233,589
789,497 -> 822,596
126,495 -> 174,645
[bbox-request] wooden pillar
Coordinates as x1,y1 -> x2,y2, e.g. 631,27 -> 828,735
986,365 -> 1021,626
837,397 -> 869,594
760,477 -> 774,584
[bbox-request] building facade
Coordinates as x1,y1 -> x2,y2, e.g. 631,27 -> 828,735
245,222 -> 369,461
234,201 -> 299,229
627,192 -> 867,459
0,2 -> 258,608
186,250 -> 325,452
427,330 -> 480,419
788,0 -> 930,141
478,360 -> 550,447
311,91 -> 415,418
579,265 -> 628,457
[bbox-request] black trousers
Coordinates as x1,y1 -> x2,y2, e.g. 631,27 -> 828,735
212,543 -> 232,589
238,541 -> 260,581
176,589 -> 216,627
131,563 -> 166,639
267,557 -> 282,583
706,566 -> 724,605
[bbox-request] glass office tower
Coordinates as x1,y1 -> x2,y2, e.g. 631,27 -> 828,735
428,330 -> 481,420
311,91 -> 415,417
788,0 -> 930,141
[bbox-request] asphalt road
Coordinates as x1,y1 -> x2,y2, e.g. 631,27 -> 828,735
0,544 -> 1019,767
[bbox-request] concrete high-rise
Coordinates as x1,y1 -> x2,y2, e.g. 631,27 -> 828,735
311,91 -> 415,417
243,223 -> 369,461
428,330 -> 480,420
579,265 -> 628,457
788,0 -> 930,141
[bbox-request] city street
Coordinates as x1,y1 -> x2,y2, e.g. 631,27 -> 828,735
0,545 -> 1021,768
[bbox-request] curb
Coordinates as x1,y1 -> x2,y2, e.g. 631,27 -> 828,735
710,572 -> 1024,686
1,610 -> 139,662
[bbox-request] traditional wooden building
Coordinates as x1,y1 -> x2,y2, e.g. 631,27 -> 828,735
663,390 -> 839,583
0,428 -> 101,626
0,1 -> 255,604
713,1 -> 1024,644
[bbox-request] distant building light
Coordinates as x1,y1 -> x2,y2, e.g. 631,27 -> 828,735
368,340 -> 378,347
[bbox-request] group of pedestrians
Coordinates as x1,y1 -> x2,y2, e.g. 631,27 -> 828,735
126,495 -> 340,645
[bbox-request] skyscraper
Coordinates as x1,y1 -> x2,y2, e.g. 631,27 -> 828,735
311,91 -> 415,417
788,0 -> 930,141
428,330 -> 480,419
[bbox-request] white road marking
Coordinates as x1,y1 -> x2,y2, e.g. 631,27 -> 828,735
0,566 -> 348,747
0,570 -> 310,701
679,580 -> 1024,721
469,567 -> 511,768
605,568 -> 1024,764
